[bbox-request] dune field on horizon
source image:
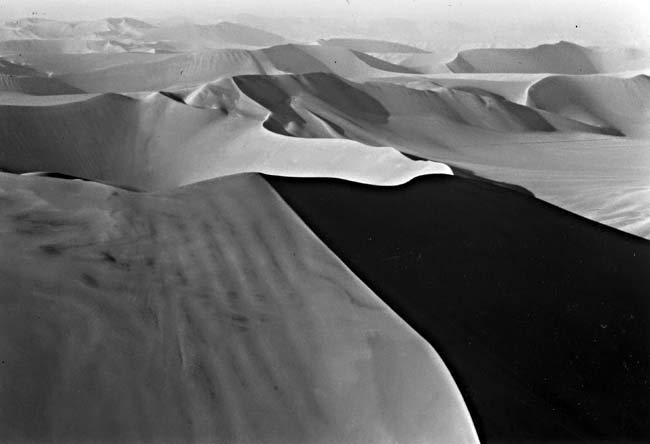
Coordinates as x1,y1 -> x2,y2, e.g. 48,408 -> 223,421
0,7 -> 649,444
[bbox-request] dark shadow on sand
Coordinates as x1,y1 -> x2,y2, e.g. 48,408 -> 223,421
266,173 -> 650,443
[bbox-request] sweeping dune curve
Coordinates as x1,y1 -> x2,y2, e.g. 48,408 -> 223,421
1,12 -> 649,444
528,74 -> 650,137
0,171 -> 478,444
0,81 -> 451,189
448,41 -> 650,74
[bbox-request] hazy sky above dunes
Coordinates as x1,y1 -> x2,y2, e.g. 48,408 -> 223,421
1,0 -> 648,46
1,0 -> 648,23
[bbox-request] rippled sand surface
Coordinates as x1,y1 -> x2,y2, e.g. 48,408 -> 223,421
0,172 -> 477,444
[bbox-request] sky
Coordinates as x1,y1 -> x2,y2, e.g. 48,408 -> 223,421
0,0 -> 648,46
1,0 -> 649,23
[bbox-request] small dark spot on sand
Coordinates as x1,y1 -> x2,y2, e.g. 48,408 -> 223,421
39,244 -> 64,256
176,270 -> 188,285
230,314 -> 249,323
145,257 -> 155,267
80,273 -> 99,288
102,251 -> 117,263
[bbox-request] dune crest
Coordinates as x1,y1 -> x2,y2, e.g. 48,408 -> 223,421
0,172 -> 478,444
0,81 -> 451,189
528,74 -> 650,137
448,41 -> 650,74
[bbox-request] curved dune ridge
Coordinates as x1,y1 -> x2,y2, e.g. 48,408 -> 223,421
317,38 -> 429,54
0,172 -> 478,444
528,74 -> 650,137
267,174 -> 650,442
3,52 -> 180,76
0,18 -> 288,52
0,39 -> 128,55
233,72 -> 619,143
140,21 -> 290,50
229,72 -> 650,239
397,53 -> 450,74
0,80 -> 451,189
11,45 -> 415,93
0,73 -> 83,95
448,41 -> 650,74
1,17 -> 155,40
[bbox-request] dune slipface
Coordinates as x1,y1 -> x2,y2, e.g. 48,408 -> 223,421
231,72 -> 650,239
0,172 -> 478,444
448,41 -> 650,74
0,81 -> 451,189
267,174 -> 650,443
528,74 -> 650,137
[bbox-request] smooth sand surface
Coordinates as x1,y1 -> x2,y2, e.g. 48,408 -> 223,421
230,72 -> 650,239
268,173 -> 650,443
448,41 -> 650,74
317,38 -> 428,54
0,171 -> 478,444
528,74 -> 650,137
0,83 -> 451,189
1,18 -> 648,442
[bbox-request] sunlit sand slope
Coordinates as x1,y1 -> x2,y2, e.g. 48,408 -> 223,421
232,72 -> 650,238
0,73 -> 82,94
0,83 -> 450,189
448,41 -> 650,74
528,74 -> 650,137
21,45 -> 412,93
0,172 -> 477,444
268,174 -> 650,443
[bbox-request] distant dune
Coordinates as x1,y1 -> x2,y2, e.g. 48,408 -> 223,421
230,72 -> 649,238
0,84 -> 450,189
140,21 -> 289,51
0,39 -> 127,55
318,38 -> 428,54
0,17 -> 649,444
233,72 -> 618,142
0,18 -> 288,52
397,52 -> 450,74
448,41 -> 650,74
268,173 -> 650,443
19,45 -> 413,93
528,74 -> 650,137
0,172 -> 478,444
0,73 -> 82,95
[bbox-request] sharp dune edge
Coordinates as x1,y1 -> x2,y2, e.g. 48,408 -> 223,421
0,172 -> 477,444
267,174 -> 650,442
448,41 -> 650,74
528,74 -> 650,137
1,15 -> 650,444
0,79 -> 451,189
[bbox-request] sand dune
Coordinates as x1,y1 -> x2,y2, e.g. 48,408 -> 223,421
229,72 -> 650,238
397,52 -> 450,74
448,41 -> 650,74
268,173 -> 650,442
0,73 -> 82,95
35,45 -> 411,93
0,39 -> 128,55
233,72 -> 618,142
0,83 -> 451,189
140,22 -> 289,51
317,38 -> 428,54
0,172 -> 478,444
4,52 -> 178,76
528,74 -> 650,137
1,17 -> 155,40
0,18 -> 285,50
